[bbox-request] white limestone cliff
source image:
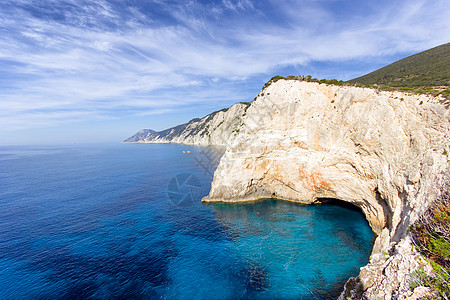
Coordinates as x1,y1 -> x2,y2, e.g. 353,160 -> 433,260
201,80 -> 450,299
124,102 -> 249,145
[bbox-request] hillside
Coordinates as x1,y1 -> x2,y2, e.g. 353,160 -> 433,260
349,42 -> 450,87
125,129 -> 156,142
123,103 -> 249,145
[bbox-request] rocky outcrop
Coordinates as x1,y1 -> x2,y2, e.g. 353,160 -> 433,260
201,80 -> 450,298
124,102 -> 250,145
339,236 -> 436,300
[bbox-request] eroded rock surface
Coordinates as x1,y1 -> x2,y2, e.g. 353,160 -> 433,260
339,237 -> 434,300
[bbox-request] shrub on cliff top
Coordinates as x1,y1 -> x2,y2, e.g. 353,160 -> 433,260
261,75 -> 346,91
412,190 -> 450,267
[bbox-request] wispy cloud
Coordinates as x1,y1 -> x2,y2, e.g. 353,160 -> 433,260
0,0 -> 449,138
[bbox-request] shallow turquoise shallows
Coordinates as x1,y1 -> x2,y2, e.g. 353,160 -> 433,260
0,143 -> 374,299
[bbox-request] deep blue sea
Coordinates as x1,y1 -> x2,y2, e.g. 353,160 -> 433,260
0,143 -> 374,299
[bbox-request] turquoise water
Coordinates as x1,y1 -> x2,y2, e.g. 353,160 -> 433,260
0,143 -> 373,299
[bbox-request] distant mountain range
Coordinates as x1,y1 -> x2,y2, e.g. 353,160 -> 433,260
349,42 -> 449,87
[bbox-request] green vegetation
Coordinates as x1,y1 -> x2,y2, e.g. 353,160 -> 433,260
261,75 -> 346,92
410,186 -> 450,298
349,42 -> 450,100
409,266 -> 449,298
262,75 -> 286,89
349,43 -> 449,87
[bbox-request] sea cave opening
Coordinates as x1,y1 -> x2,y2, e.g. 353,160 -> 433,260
314,197 -> 365,214
314,197 -> 378,244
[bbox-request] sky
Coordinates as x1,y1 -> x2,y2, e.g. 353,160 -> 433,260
0,0 -> 449,145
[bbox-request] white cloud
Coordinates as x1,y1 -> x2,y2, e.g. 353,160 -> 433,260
0,0 -> 449,135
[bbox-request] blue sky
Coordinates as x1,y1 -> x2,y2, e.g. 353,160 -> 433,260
0,0 -> 449,145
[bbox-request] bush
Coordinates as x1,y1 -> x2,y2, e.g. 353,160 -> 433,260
409,263 -> 450,298
262,75 -> 286,90
410,180 -> 450,297
412,191 -> 450,266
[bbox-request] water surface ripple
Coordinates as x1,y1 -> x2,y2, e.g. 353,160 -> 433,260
0,143 -> 373,299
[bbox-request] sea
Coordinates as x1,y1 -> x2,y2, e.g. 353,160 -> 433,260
0,143 -> 374,299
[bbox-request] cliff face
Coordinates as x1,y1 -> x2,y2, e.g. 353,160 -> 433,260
124,102 -> 249,145
202,80 -> 450,299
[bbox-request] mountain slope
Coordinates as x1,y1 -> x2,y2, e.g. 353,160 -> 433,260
349,42 -> 450,87
125,129 -> 156,142
124,102 -> 250,145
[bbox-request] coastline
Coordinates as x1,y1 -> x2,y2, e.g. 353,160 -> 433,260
125,81 -> 450,298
